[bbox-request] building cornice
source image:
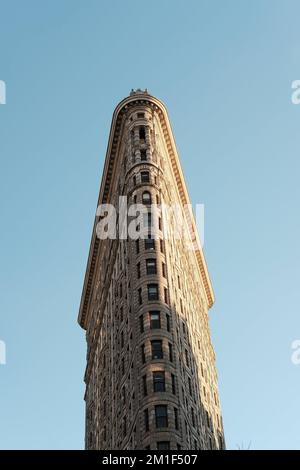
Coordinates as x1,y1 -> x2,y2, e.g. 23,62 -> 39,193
78,92 -> 215,329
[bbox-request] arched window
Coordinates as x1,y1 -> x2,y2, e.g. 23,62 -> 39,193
142,191 -> 151,204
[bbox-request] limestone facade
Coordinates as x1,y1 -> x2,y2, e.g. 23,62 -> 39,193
78,90 -> 225,450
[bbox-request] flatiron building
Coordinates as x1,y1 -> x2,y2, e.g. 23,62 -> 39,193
78,89 -> 225,450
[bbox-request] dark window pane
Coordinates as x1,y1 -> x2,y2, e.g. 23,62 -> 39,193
145,235 -> 155,250
139,126 -> 146,140
146,258 -> 157,275
139,315 -> 144,333
151,340 -> 163,359
150,311 -> 161,329
138,288 -> 142,305
157,441 -> 170,450
148,284 -> 158,301
153,371 -> 165,392
155,405 -> 168,428
166,314 -> 170,332
141,171 -> 150,183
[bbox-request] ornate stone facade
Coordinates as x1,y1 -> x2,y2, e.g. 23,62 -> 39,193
78,90 -> 225,450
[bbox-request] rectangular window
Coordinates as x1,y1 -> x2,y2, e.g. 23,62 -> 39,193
148,284 -> 159,301
137,112 -> 145,118
164,288 -> 168,304
138,288 -> 142,305
140,149 -> 147,161
160,239 -> 164,253
206,411 -> 210,428
143,375 -> 147,396
162,262 -> 166,278
166,314 -> 170,332
123,416 -> 127,437
157,441 -> 170,450
158,217 -> 162,230
146,258 -> 157,275
145,235 -> 155,250
150,311 -> 161,329
151,340 -> 163,359
137,262 -> 141,279
185,349 -> 189,367
171,374 -> 176,394
174,407 -> 179,430
139,315 -> 144,333
141,171 -> 150,183
144,409 -> 149,431
155,405 -> 168,428
153,371 -> 165,392
136,239 -> 140,254
139,126 -> 146,140
169,343 -> 173,362
191,407 -> 195,427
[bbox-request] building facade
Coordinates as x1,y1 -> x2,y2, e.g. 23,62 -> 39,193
78,90 -> 225,450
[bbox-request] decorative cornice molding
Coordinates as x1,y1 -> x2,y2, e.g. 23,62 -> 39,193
78,92 -> 215,329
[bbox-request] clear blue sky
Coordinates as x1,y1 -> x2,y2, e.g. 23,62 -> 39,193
0,0 -> 300,450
